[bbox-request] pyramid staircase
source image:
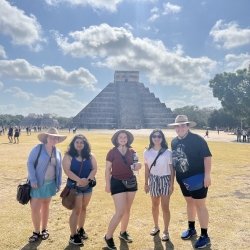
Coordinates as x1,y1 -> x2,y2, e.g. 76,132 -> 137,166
73,72 -> 174,129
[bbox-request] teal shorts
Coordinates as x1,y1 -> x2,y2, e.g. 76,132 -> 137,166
30,180 -> 56,199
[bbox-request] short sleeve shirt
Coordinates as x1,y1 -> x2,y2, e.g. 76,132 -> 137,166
106,147 -> 135,180
171,132 -> 212,180
144,148 -> 172,176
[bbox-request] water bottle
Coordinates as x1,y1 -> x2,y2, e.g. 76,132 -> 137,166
131,152 -> 139,175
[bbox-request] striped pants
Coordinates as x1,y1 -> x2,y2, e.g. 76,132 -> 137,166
149,174 -> 171,197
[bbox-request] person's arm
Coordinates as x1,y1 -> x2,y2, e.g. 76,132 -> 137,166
88,154 -> 97,180
169,164 -> 175,195
27,146 -> 39,188
204,156 -> 212,187
105,161 -> 112,193
144,163 -> 150,193
62,154 -> 86,186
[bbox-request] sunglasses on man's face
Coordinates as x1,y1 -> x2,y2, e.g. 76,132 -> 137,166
152,134 -> 162,139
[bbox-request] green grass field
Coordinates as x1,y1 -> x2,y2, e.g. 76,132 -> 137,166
0,129 -> 249,250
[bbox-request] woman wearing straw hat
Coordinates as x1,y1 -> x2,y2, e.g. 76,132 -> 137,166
104,130 -> 141,250
27,127 -> 66,243
168,115 -> 212,249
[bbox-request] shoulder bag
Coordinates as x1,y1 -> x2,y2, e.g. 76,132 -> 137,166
120,149 -> 137,189
16,144 -> 42,205
61,159 -> 83,210
182,173 -> 205,191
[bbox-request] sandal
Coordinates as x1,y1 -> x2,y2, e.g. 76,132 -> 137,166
41,229 -> 49,240
29,232 -> 40,243
162,232 -> 169,241
150,227 -> 160,236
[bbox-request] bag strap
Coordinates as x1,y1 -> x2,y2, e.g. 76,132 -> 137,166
34,144 -> 43,169
79,160 -> 84,176
27,144 -> 42,183
149,148 -> 166,173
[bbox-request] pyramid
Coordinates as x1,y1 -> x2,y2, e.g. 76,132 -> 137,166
73,71 -> 174,129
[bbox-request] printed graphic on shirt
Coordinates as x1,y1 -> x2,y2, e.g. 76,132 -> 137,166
172,144 -> 189,173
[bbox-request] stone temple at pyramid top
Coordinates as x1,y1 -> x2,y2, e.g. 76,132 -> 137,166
72,71 -> 174,129
114,70 -> 139,83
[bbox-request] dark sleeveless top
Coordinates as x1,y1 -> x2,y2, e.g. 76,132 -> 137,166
67,157 -> 92,186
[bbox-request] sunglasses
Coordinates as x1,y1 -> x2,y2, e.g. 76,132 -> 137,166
152,134 -> 162,139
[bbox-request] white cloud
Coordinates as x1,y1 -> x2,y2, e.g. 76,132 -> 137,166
210,20 -> 250,49
0,81 -> 4,90
1,86 -> 86,117
54,89 -> 75,98
56,23 -> 216,86
167,85 -> 220,110
0,59 -> 97,88
224,53 -> 250,71
45,0 -> 122,12
0,0 -> 45,50
0,104 -> 16,114
163,2 -> 182,15
148,7 -> 160,22
0,45 -> 7,58
4,87 -> 34,100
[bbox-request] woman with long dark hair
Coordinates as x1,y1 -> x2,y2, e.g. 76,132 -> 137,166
63,134 -> 97,246
144,129 -> 174,241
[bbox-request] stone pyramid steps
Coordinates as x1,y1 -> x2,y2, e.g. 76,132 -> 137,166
73,71 -> 174,129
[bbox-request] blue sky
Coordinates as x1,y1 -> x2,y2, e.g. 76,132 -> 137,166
0,0 -> 249,117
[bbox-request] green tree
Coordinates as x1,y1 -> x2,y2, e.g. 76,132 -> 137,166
173,105 -> 214,128
209,69 -> 250,124
208,109 -> 239,129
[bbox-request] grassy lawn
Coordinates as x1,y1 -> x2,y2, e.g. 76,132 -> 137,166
0,129 -> 249,250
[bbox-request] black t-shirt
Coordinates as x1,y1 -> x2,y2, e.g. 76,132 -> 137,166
171,131 -> 212,181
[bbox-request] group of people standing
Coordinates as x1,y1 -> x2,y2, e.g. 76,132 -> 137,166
26,115 -> 212,249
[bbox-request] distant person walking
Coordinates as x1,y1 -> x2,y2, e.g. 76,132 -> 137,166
27,128 -> 66,243
168,115 -> 212,249
204,130 -> 209,138
8,126 -> 13,143
144,129 -> 174,241
236,128 -> 242,142
14,126 -> 20,144
104,130 -> 141,250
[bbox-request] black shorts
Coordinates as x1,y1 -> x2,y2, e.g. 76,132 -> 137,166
177,179 -> 208,199
111,176 -> 137,195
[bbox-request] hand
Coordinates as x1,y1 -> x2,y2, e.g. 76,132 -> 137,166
144,184 -> 149,194
133,163 -> 142,171
105,184 -> 111,193
169,185 -> 174,195
31,183 -> 38,189
77,178 -> 89,187
204,174 -> 211,188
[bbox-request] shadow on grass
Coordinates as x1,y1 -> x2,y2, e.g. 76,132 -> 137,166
20,239 -> 42,250
153,234 -> 175,249
64,243 -> 83,249
190,237 -> 212,250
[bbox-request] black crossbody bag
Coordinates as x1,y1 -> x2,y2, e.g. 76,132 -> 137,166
16,144 -> 42,205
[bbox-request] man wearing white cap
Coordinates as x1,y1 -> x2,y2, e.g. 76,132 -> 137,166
168,115 -> 212,249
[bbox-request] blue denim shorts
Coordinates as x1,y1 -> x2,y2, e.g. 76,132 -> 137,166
75,185 -> 92,196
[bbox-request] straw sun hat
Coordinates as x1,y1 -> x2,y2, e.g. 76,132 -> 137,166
111,129 -> 134,146
168,115 -> 197,128
38,127 -> 67,144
